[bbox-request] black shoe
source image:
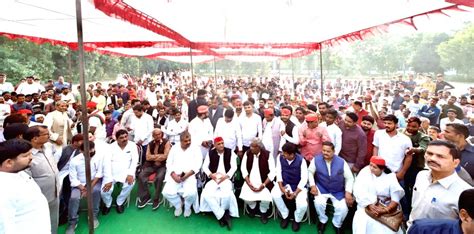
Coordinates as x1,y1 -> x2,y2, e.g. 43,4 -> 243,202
102,206 -> 111,216
317,222 -> 327,234
224,210 -> 232,230
218,218 -> 226,227
152,200 -> 160,210
335,227 -> 344,234
291,221 -> 300,232
137,197 -> 150,209
116,204 -> 125,214
260,212 -> 269,224
247,206 -> 257,218
280,217 -> 290,229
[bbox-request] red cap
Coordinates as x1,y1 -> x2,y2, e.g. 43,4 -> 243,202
17,109 -> 32,115
305,113 -> 318,122
370,156 -> 386,167
86,101 -> 97,109
197,105 -> 209,114
263,108 -> 274,116
300,100 -> 307,106
214,136 -> 224,143
281,108 -> 291,116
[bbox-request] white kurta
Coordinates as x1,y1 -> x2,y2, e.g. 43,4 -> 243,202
188,117 -> 213,158
214,118 -> 243,151
0,171 -> 51,234
352,167 -> 405,234
239,153 -> 275,202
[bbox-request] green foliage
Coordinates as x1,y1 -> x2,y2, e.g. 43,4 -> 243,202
437,23 -> 474,77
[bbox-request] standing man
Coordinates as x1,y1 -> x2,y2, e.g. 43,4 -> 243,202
309,142 -> 354,234
188,105 -> 214,159
44,101 -> 73,152
0,73 -> 15,95
208,96 -> 224,130
86,101 -> 107,142
214,109 -> 243,156
188,89 -> 208,121
299,114 -> 331,164
162,131 -> 202,217
200,137 -> 239,230
272,142 -> 308,232
129,104 -> 154,163
240,101 -> 263,154
418,97 -> 441,126
408,141 -> 471,227
137,129 -> 171,210
101,129 -> 139,215
23,126 -> 60,234
278,107 -> 299,151
0,139 -> 51,234
320,109 -> 342,155
163,109 -> 188,145
360,115 -> 376,166
443,123 -> 474,181
262,108 -> 284,161
338,112 -> 367,173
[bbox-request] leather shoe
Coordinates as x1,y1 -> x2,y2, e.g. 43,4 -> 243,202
280,218 -> 289,229
224,210 -> 232,230
260,212 -> 269,224
102,206 -> 111,216
291,221 -> 300,232
335,227 -> 344,234
247,206 -> 257,218
317,222 -> 327,234
116,204 -> 125,214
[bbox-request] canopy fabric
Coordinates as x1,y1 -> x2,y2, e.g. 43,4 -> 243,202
0,0 -> 472,62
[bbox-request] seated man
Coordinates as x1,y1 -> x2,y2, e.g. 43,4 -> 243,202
137,129 -> 170,210
309,141 -> 354,234
240,137 -> 275,224
101,129 -> 139,215
200,137 -> 239,230
162,131 -> 202,217
272,142 -> 308,232
66,141 -> 103,234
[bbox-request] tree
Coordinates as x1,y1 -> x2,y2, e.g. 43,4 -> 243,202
437,23 -> 474,77
410,33 -> 449,74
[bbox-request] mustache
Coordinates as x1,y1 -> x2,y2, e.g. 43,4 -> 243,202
427,160 -> 440,167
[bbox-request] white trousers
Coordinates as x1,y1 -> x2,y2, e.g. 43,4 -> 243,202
271,187 -> 308,222
162,178 -> 197,210
200,180 -> 238,219
314,194 -> 348,228
101,181 -> 134,207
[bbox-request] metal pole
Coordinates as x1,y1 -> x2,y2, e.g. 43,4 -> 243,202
190,47 -> 195,99
213,56 -> 217,89
75,0 -> 94,233
319,43 -> 324,102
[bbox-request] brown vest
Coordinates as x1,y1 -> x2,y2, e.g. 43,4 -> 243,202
145,138 -> 168,166
246,149 -> 274,190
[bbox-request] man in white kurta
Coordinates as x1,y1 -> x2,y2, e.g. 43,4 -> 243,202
87,101 -> 107,142
240,138 -> 276,224
309,142 -> 354,233
129,104 -> 154,163
272,142 -> 308,231
200,137 -> 239,229
0,139 -> 51,234
240,101 -> 263,153
188,105 -> 213,159
262,108 -> 284,162
101,129 -> 139,214
214,109 -> 243,153
163,109 -> 188,145
319,109 -> 342,155
162,132 -> 202,217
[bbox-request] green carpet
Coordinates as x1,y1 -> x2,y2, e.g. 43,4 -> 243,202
58,185 -> 352,234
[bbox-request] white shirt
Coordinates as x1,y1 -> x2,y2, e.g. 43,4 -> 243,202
214,117 -> 243,151
130,113 -> 154,145
68,153 -> 103,187
275,155 -> 308,191
279,120 -> 300,151
0,103 -> 11,116
89,111 -> 106,141
408,170 -> 471,227
15,82 -> 44,95
163,118 -> 188,144
373,130 -> 412,172
102,141 -> 139,183
165,145 -> 202,178
120,109 -> 134,129
0,82 -> 14,94
439,117 -> 464,131
203,150 -> 238,178
319,122 -> 342,155
240,153 -> 276,185
239,113 -> 262,147
0,171 -> 51,234
308,157 -> 354,193
145,89 -> 158,107
60,92 -> 75,104
188,117 -> 213,148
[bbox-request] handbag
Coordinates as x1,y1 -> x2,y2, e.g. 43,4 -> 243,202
365,202 -> 403,232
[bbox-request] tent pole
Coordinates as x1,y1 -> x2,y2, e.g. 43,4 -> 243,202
74,0 -> 94,233
214,56 -> 217,89
190,47 -> 195,99
319,43 -> 324,102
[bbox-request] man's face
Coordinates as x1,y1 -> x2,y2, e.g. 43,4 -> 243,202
215,141 -> 225,152
282,151 -> 295,161
430,99 -> 438,106
280,112 -> 290,123
264,113 -> 274,122
200,112 -> 209,119
384,120 -> 396,132
321,145 -> 335,161
17,96 -> 25,103
222,98 -> 229,108
0,75 -> 5,83
159,109 -> 166,116
344,116 -> 356,128
62,88 -> 69,94
318,105 -> 327,115
105,113 -> 112,121
244,104 -> 253,115
235,101 -> 243,113
404,120 -> 418,134
117,133 -> 128,145
295,110 -> 304,121
428,129 -> 438,140
9,150 -> 33,173
361,120 -> 373,131
27,78 -> 33,84
225,116 -> 233,123
307,120 -> 318,129
174,113 -> 181,122
134,109 -> 143,118
424,145 -> 459,174
325,114 -> 335,125
267,100 -> 274,109
259,100 -> 265,108
152,131 -> 163,141
180,135 -> 191,150
211,99 -> 218,109
250,142 -> 260,155
0,97 -> 4,104
58,103 -> 68,112
447,111 -> 456,119
448,97 -> 456,105
53,94 -> 61,102
36,128 -> 50,145
3,93 -> 10,100
443,126 -> 459,142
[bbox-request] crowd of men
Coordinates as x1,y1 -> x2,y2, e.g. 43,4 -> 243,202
0,71 -> 474,234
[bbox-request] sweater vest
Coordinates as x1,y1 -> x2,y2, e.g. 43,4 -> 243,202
314,155 -> 345,200
146,139 -> 168,164
285,121 -> 295,137
280,154 -> 303,191
208,148 -> 232,173
246,150 -> 274,191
